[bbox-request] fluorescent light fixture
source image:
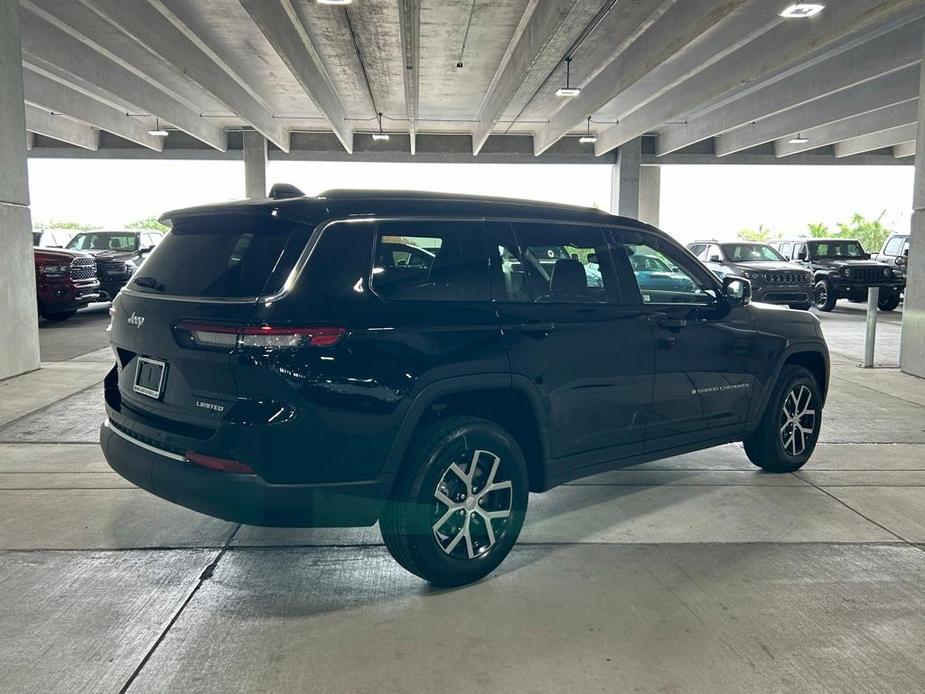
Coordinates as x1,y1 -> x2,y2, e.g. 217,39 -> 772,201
579,136 -> 597,144
316,0 -> 352,5
147,128 -> 169,137
556,87 -> 581,97
780,4 -> 825,18
372,133 -> 390,141
788,134 -> 810,144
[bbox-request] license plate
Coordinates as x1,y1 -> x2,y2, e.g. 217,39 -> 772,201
133,357 -> 167,399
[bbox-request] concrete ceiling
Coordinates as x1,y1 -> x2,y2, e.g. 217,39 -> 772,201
16,0 -> 924,162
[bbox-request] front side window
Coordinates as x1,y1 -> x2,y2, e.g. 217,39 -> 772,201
68,233 -> 139,252
371,221 -> 488,302
490,222 -> 619,304
621,233 -> 713,305
884,237 -> 905,256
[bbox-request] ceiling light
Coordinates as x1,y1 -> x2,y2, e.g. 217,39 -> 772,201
788,134 -> 810,144
579,117 -> 597,144
316,0 -> 352,5
780,4 -> 825,18
147,117 -> 168,137
556,57 -> 580,97
372,112 -> 389,141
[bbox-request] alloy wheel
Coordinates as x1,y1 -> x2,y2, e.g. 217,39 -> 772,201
432,449 -> 513,559
814,284 -> 827,307
779,385 -> 816,456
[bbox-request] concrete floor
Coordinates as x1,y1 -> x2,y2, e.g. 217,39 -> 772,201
2,300 -> 924,693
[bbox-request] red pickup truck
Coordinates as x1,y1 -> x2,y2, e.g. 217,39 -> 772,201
34,247 -> 101,321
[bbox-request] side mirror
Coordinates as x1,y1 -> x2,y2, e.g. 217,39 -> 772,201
139,245 -> 155,254
796,250 -> 807,260
587,252 -> 598,264
903,248 -> 909,257
723,276 -> 751,307
861,252 -> 871,260
708,254 -> 721,263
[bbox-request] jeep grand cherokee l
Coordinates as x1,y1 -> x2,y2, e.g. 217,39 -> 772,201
773,238 -> 902,311
67,230 -> 164,300
101,189 -> 829,586
688,241 -> 812,310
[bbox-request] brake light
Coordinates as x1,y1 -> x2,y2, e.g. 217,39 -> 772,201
177,321 -> 346,350
185,451 -> 254,474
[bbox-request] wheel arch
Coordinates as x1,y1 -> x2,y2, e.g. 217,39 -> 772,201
747,342 -> 830,431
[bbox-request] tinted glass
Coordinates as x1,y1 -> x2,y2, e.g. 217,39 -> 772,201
498,222 -> 618,304
810,240 -> 865,258
128,213 -> 311,298
721,244 -> 785,262
371,221 -> 488,301
68,233 -> 138,251
622,233 -> 712,305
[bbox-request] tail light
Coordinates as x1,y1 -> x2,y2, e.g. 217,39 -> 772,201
176,321 -> 346,350
185,451 -> 254,474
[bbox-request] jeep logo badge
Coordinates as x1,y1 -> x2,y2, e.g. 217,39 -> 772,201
127,312 -> 145,328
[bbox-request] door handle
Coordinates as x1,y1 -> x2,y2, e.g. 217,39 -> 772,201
656,317 -> 687,331
510,320 -> 555,338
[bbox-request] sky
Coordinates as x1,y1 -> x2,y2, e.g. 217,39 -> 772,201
26,158 -> 914,245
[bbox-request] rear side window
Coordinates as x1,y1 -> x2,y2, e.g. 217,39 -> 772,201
371,221 -> 488,301
129,212 -> 311,298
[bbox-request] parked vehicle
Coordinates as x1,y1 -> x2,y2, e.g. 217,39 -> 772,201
66,229 -> 164,301
687,241 -> 813,310
875,234 -> 909,288
772,238 -> 903,312
32,229 -> 76,248
101,188 -> 830,586
34,247 -> 100,321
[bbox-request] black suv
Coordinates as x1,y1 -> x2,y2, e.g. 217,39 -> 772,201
101,189 -> 829,586
66,230 -> 164,300
687,241 -> 813,310
774,238 -> 903,312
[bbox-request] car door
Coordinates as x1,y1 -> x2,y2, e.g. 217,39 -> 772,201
703,244 -> 727,277
612,227 -> 757,452
488,220 -> 654,470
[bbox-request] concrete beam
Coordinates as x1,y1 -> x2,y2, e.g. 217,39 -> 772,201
534,0 -> 758,156
610,138 -> 642,218
24,105 -> 99,150
597,0 -> 925,157
473,0 -> 587,155
895,141 -> 917,157
19,3 -> 227,150
397,0 -> 420,155
23,68 -> 163,151
83,0 -> 289,152
639,166 -> 661,227
240,0 -> 352,153
774,100 -> 918,158
243,131 -> 267,199
834,124 -> 918,157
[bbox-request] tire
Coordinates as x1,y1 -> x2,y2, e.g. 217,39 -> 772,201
42,310 -> 77,321
878,293 -> 900,311
813,279 -> 837,312
744,365 -> 822,473
380,415 -> 529,587
789,302 -> 812,311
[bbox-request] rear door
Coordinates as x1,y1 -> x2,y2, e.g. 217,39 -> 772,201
110,210 -> 313,430
489,220 -> 653,469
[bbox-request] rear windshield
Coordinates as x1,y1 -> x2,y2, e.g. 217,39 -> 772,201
129,213 -> 311,298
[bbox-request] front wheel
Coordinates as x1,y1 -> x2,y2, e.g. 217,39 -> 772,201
380,416 -> 529,587
878,293 -> 900,311
813,280 -> 837,312
744,365 -> 822,473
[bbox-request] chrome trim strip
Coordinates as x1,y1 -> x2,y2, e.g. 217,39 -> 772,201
104,419 -> 187,462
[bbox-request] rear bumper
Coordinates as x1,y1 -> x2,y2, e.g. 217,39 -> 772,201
100,419 -> 393,527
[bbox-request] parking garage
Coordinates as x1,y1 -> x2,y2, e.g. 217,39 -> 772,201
2,1 -> 925,691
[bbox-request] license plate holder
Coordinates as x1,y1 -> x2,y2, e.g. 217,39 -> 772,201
133,357 -> 167,399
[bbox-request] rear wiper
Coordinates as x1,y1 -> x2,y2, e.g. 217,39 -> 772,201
133,276 -> 166,292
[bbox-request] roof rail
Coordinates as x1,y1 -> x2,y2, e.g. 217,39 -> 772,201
268,183 -> 305,200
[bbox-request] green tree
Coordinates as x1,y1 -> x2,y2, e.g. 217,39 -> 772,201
126,217 -> 169,232
737,224 -> 775,242
835,212 -> 891,253
807,222 -> 830,238
33,220 -> 99,231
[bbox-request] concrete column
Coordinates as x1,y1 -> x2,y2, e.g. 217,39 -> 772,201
639,165 -> 661,227
243,131 -> 267,199
610,137 -> 642,218
899,30 -> 925,378
0,0 -> 40,380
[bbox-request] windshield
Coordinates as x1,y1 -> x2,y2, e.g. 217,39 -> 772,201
809,240 -> 866,259
68,232 -> 138,252
721,244 -> 785,262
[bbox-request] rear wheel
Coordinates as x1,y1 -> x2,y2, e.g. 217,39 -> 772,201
878,293 -> 900,311
744,365 -> 822,473
813,280 -> 837,312
380,416 -> 529,587
41,310 -> 77,321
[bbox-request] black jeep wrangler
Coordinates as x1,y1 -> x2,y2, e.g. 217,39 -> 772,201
101,188 -> 829,586
774,238 -> 903,312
